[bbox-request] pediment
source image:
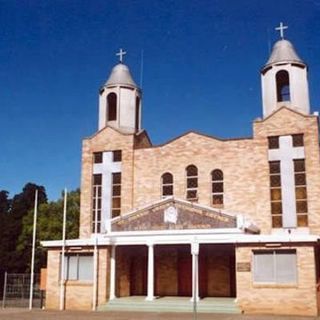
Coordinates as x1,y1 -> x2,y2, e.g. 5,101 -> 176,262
256,106 -> 314,124
111,198 -> 237,232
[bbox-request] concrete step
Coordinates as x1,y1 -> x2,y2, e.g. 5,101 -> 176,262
98,297 -> 241,314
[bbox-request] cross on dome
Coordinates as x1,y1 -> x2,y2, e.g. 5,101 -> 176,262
275,22 -> 288,39
116,48 -> 127,63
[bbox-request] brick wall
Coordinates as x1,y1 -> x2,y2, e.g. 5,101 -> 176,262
236,245 -> 317,316
45,247 -> 110,310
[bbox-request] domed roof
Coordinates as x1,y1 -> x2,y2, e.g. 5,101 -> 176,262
263,39 -> 305,70
105,63 -> 138,88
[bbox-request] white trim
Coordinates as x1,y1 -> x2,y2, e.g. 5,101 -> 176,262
145,244 -> 155,301
109,246 -> 116,300
41,232 -> 319,248
108,227 -> 243,237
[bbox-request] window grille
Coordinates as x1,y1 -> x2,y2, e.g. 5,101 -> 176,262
186,165 -> 198,201
294,159 -> 308,226
112,172 -> 121,218
269,161 -> 282,228
211,169 -> 223,206
92,174 -> 102,233
161,172 -> 173,198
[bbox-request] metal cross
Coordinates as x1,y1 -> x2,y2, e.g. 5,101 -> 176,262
275,22 -> 288,39
116,48 -> 127,63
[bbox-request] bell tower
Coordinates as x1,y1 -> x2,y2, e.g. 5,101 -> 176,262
98,49 -> 142,133
261,23 -> 310,118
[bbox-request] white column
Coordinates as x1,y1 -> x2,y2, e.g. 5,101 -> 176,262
145,244 -> 155,301
191,242 -> 199,302
109,246 -> 116,300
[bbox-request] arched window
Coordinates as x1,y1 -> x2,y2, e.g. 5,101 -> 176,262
276,70 -> 290,102
161,172 -> 173,198
107,93 -> 117,121
186,165 -> 198,201
135,96 -> 140,131
212,169 -> 223,206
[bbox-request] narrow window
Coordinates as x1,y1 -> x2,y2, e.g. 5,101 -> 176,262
186,165 -> 198,201
112,172 -> 121,218
276,70 -> 290,102
161,172 -> 173,198
135,97 -> 140,131
269,161 -> 282,228
92,174 -> 102,233
93,152 -> 103,164
253,250 -> 297,284
292,134 -> 304,147
107,93 -> 117,121
113,150 -> 122,162
294,159 -> 308,226
212,169 -> 224,206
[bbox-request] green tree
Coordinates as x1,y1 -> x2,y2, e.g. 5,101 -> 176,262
16,189 -> 80,273
4,183 -> 47,272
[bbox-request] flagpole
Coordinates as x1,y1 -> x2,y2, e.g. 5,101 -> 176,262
59,188 -> 67,311
29,189 -> 38,310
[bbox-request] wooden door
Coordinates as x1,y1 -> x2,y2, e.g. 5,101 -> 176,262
130,255 -> 147,296
178,255 -> 192,296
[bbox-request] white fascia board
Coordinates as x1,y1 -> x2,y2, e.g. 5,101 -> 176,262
41,238 -> 97,248
41,233 -> 319,248
107,228 -> 244,237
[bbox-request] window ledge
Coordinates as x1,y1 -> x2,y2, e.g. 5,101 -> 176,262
212,204 -> 224,209
60,280 -> 93,287
252,282 -> 297,289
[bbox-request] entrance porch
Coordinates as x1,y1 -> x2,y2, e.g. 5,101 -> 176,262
113,244 -> 236,300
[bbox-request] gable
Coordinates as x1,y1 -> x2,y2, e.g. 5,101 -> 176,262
111,199 -> 237,232
83,125 -> 134,152
254,106 -> 318,138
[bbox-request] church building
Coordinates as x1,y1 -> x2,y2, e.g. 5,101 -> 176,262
42,24 -> 320,316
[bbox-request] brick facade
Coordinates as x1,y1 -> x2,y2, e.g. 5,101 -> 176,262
43,37 -> 320,316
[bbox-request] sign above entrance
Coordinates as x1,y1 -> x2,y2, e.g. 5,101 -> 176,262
111,198 -> 237,232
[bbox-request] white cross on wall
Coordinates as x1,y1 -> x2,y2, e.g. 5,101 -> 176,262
93,152 -> 121,232
116,48 -> 127,63
275,22 -> 288,39
268,135 -> 305,228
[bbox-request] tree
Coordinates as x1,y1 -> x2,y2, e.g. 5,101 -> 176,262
16,189 -> 80,273
3,183 -> 47,272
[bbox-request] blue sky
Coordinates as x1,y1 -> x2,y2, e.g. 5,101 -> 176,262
0,0 -> 320,200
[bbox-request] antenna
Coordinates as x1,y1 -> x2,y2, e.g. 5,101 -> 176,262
140,49 -> 144,89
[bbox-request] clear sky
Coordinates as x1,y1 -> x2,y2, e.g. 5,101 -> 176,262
0,0 -> 320,200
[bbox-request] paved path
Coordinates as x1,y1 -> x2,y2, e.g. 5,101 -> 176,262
0,309 -> 318,320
